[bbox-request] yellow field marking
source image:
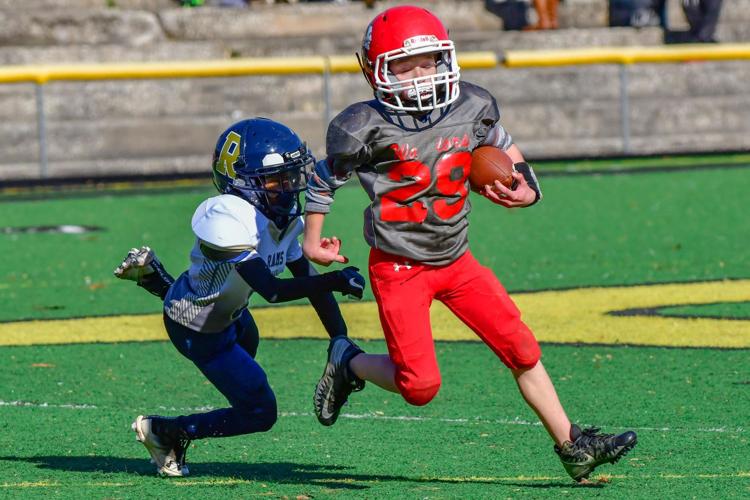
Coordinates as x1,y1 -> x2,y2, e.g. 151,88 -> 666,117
0,481 -> 59,488
0,280 -> 748,348
0,315 -> 168,346
516,279 -> 750,348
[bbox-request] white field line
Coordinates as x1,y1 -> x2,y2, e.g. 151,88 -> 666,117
3,399 -> 742,434
2,472 -> 750,489
293,411 -> 747,435
0,400 -> 97,410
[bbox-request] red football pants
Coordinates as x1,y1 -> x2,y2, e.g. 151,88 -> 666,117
368,248 -> 541,406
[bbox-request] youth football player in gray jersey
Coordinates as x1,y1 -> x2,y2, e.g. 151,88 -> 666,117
114,118 -> 365,477
314,81 -> 512,264
305,6 -> 637,483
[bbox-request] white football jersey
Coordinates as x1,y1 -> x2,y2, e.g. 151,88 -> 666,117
165,194 -> 304,333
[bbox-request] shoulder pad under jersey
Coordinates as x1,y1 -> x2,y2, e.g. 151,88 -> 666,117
459,81 -> 500,122
191,194 -> 269,251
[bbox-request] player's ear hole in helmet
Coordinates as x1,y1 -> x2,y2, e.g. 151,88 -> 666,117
212,117 -> 315,229
357,6 -> 461,113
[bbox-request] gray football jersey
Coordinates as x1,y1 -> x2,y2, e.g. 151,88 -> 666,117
306,81 -> 513,265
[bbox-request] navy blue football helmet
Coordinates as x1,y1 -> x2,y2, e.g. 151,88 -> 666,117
212,118 -> 314,228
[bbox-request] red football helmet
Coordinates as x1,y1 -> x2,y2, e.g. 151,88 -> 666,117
358,6 -> 461,112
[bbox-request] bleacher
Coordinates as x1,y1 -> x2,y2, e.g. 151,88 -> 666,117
0,0 -> 748,180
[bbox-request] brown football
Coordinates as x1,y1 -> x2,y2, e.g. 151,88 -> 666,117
469,146 -> 515,193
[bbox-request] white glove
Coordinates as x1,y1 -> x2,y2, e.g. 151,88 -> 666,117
114,246 -> 158,282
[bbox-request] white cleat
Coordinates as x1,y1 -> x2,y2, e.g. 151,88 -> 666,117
132,415 -> 189,477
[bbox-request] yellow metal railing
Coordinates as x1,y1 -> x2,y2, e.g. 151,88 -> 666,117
2,44 -> 749,178
2,45 -> 750,84
0,52 -> 500,84
504,43 -> 750,67
0,51 -> 502,178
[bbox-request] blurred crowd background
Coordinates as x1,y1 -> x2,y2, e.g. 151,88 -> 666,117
0,0 -> 747,182
177,0 -> 725,42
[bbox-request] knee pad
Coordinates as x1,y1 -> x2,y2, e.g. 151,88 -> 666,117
239,389 -> 277,432
492,322 -> 541,370
400,379 -> 441,406
512,324 -> 542,369
253,403 -> 278,432
232,379 -> 277,429
512,351 -> 541,370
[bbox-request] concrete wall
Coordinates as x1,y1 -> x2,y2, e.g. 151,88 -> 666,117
0,0 -> 748,180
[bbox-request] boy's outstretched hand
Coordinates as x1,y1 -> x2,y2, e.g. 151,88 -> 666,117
305,236 -> 349,266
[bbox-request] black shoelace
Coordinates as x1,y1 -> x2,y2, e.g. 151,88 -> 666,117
573,427 -> 618,459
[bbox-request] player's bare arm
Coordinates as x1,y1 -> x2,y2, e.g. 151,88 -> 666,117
302,212 -> 349,266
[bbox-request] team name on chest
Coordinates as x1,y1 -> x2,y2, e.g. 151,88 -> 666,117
436,134 -> 470,152
389,133 -> 471,162
266,251 -> 285,268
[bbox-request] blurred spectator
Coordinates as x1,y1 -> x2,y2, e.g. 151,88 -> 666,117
650,0 -> 667,28
485,0 -> 531,31
681,0 -> 723,42
609,0 -> 664,27
526,0 -> 559,30
179,0 -> 250,5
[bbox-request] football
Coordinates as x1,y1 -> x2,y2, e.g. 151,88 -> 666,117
469,146 -> 515,193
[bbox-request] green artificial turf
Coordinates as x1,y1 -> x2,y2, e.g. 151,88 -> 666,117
0,340 -> 748,498
1,160 -> 749,498
1,166 -> 749,322
534,152 -> 750,173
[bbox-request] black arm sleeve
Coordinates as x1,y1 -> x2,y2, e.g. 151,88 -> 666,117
138,264 -> 175,301
236,257 -> 340,304
287,256 -> 347,338
514,162 -> 543,206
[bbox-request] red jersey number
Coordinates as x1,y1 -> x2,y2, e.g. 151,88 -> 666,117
433,151 -> 471,220
380,159 -> 430,222
380,152 -> 472,223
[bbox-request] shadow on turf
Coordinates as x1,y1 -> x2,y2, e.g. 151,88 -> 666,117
0,455 -> 582,490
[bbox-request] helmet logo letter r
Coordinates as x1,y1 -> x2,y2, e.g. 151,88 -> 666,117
217,131 -> 242,179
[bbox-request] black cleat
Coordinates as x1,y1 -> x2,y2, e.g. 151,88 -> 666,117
172,434 -> 192,477
313,336 -> 365,426
555,424 -> 637,482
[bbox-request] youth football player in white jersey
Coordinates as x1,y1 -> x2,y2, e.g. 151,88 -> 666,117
114,118 -> 365,477
303,6 -> 637,483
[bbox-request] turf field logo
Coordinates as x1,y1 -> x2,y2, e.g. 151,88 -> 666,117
2,280 -> 748,349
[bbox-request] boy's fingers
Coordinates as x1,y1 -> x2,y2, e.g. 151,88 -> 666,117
335,254 -> 349,264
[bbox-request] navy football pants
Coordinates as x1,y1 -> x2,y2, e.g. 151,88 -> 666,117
163,311 -> 277,439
